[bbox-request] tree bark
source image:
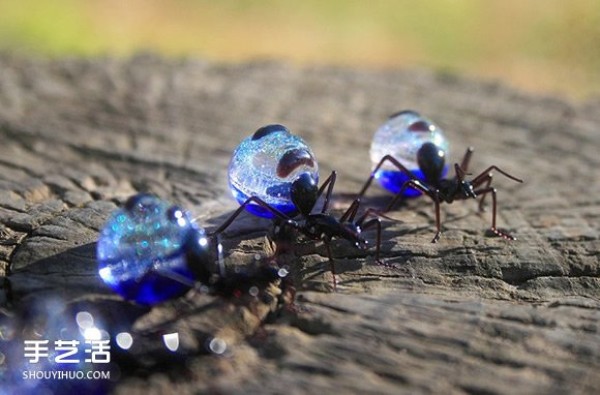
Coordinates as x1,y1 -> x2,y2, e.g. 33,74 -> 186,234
1,55 -> 599,394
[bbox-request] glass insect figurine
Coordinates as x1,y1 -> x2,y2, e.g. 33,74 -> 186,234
97,194 -> 212,305
228,124 -> 319,218
216,124 -> 389,291
369,110 -> 450,197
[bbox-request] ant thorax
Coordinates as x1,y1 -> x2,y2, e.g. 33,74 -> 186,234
437,178 -> 460,202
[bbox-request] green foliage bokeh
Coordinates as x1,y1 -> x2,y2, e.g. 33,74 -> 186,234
1,0 -> 598,100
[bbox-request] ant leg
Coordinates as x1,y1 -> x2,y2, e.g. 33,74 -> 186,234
385,179 -> 431,212
340,199 -> 361,223
355,207 -> 397,225
356,155 -> 416,200
356,209 -> 401,268
471,166 -> 521,213
473,173 -> 493,212
472,166 -> 523,185
459,147 -> 475,173
141,263 -> 208,300
209,197 -> 297,269
151,268 -> 196,289
209,196 -> 293,237
382,180 -> 441,242
317,171 -> 337,213
359,218 -> 383,265
473,186 -> 516,240
325,242 -> 337,291
431,192 -> 443,243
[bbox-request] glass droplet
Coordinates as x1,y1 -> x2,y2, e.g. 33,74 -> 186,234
97,194 -> 210,305
228,124 -> 319,218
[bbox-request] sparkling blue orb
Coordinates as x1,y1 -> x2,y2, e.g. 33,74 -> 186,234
228,124 -> 319,218
370,110 -> 450,197
97,194 -> 210,305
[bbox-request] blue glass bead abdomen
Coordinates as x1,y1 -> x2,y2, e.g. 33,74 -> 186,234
370,110 -> 450,197
97,194 -> 210,305
228,124 -> 319,218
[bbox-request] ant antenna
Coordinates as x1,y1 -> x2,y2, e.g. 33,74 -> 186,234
454,163 -> 471,181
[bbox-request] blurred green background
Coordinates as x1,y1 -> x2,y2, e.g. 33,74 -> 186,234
1,0 -> 599,101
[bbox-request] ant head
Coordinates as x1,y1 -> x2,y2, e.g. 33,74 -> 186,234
342,223 -> 368,250
354,237 -> 369,251
458,181 -> 477,199
183,228 -> 213,286
417,142 -> 446,184
291,173 -> 318,216
453,163 -> 477,199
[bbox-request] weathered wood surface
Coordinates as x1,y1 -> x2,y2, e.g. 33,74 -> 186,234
1,55 -> 599,394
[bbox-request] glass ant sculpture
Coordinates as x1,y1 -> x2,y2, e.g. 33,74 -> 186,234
219,124 -> 386,290
97,194 -> 291,305
370,110 -> 450,197
228,124 -> 319,218
359,112 -> 523,243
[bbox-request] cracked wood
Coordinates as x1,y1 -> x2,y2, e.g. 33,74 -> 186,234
0,55 -> 599,394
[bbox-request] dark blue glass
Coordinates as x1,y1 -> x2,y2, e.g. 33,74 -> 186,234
229,182 -> 298,218
375,167 -> 449,197
97,194 -> 209,305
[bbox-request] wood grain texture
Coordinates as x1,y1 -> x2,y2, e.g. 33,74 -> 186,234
1,55 -> 599,394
